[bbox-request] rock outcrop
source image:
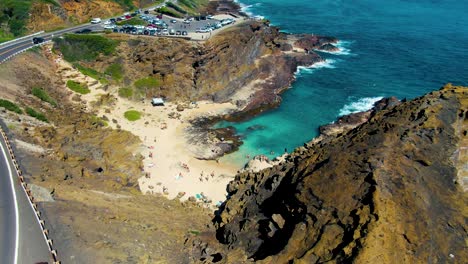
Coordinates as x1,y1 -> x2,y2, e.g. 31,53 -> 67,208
186,84 -> 468,263
85,21 -> 333,119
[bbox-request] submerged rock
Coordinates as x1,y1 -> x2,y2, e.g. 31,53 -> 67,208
318,43 -> 340,52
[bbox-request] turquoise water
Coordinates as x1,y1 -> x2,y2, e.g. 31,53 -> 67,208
218,0 -> 468,166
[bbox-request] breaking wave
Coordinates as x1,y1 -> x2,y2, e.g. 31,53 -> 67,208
338,96 -> 384,116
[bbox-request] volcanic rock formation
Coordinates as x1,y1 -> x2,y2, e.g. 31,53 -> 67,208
186,84 -> 468,263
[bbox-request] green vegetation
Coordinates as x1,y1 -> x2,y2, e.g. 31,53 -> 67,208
0,0 -> 60,38
53,34 -> 118,62
118,87 -> 133,98
25,107 -> 48,122
178,0 -> 209,13
166,3 -> 187,14
116,17 -> 146,26
189,230 -> 201,235
105,63 -> 124,82
73,63 -> 108,84
179,0 -> 196,9
112,0 -> 134,10
31,87 -> 57,107
90,115 -> 108,126
0,35 -> 14,43
0,99 -> 22,114
66,80 -> 90,94
0,0 -> 32,37
157,7 -> 183,18
134,76 -> 161,90
124,110 -> 141,121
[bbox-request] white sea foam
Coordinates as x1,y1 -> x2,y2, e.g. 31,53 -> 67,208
296,59 -> 337,74
238,2 -> 264,19
316,40 -> 355,56
338,97 -> 384,116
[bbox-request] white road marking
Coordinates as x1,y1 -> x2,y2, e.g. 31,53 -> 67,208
0,141 -> 19,264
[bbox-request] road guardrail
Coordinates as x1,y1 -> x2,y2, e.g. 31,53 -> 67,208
0,31 -> 45,48
0,40 -> 52,64
0,127 -> 60,264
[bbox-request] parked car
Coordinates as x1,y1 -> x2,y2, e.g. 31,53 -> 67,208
75,28 -> 92,34
170,19 -> 177,23
91,18 -> 101,24
176,31 -> 181,35
183,19 -> 191,24
156,14 -> 163,19
169,29 -> 175,35
182,31 -> 188,36
125,15 -> 132,20
32,37 -> 45,44
206,15 -> 213,19
110,18 -> 116,23
144,10 -> 150,14
103,24 -> 116,29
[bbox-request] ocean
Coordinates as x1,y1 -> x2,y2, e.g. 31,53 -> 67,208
217,0 -> 468,166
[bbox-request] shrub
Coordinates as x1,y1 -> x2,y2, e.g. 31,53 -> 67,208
124,110 -> 141,121
0,0 -> 31,36
167,3 -> 187,14
90,115 -> 108,126
25,107 -> 48,122
53,34 -> 118,62
73,63 -> 108,84
31,87 -> 57,107
66,80 -> 90,94
157,7 -> 183,18
134,77 -> 161,90
112,0 -> 134,10
118,87 -> 133,98
0,99 -> 22,114
179,0 -> 195,9
116,18 -> 146,26
105,63 -> 124,82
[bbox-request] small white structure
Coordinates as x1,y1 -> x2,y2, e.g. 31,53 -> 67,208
151,97 -> 164,106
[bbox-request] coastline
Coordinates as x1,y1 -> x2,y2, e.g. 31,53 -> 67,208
48,1 -> 344,206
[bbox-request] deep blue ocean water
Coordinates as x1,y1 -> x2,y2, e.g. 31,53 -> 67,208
217,0 -> 468,166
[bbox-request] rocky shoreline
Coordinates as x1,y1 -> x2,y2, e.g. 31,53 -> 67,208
185,21 -> 341,159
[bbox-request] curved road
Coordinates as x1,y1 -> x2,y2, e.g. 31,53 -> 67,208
0,136 -> 51,263
0,23 -> 103,63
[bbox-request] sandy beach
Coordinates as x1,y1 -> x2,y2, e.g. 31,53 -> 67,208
51,51 -> 248,207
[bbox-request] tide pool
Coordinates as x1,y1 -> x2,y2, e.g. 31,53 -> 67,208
219,0 -> 468,166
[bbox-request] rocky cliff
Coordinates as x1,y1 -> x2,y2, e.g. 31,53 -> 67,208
186,84 -> 468,263
79,21 -> 332,118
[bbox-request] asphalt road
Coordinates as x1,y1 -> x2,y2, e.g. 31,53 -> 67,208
0,136 -> 51,264
0,23 -> 103,62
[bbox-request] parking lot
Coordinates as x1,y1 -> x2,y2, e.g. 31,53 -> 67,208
95,10 -> 238,40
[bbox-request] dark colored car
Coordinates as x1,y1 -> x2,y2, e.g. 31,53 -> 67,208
75,28 -> 92,34
110,18 -> 116,23
176,31 -> 181,35
144,10 -> 150,14
32,37 -> 45,44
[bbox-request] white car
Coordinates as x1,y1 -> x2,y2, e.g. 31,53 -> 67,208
103,20 -> 112,25
91,18 -> 102,24
103,24 -> 116,29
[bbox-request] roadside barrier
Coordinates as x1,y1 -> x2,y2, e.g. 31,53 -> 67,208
0,127 -> 60,263
0,40 -> 52,64
0,31 -> 45,48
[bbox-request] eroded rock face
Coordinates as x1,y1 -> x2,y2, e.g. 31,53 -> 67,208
186,85 -> 468,263
89,21 -> 332,118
